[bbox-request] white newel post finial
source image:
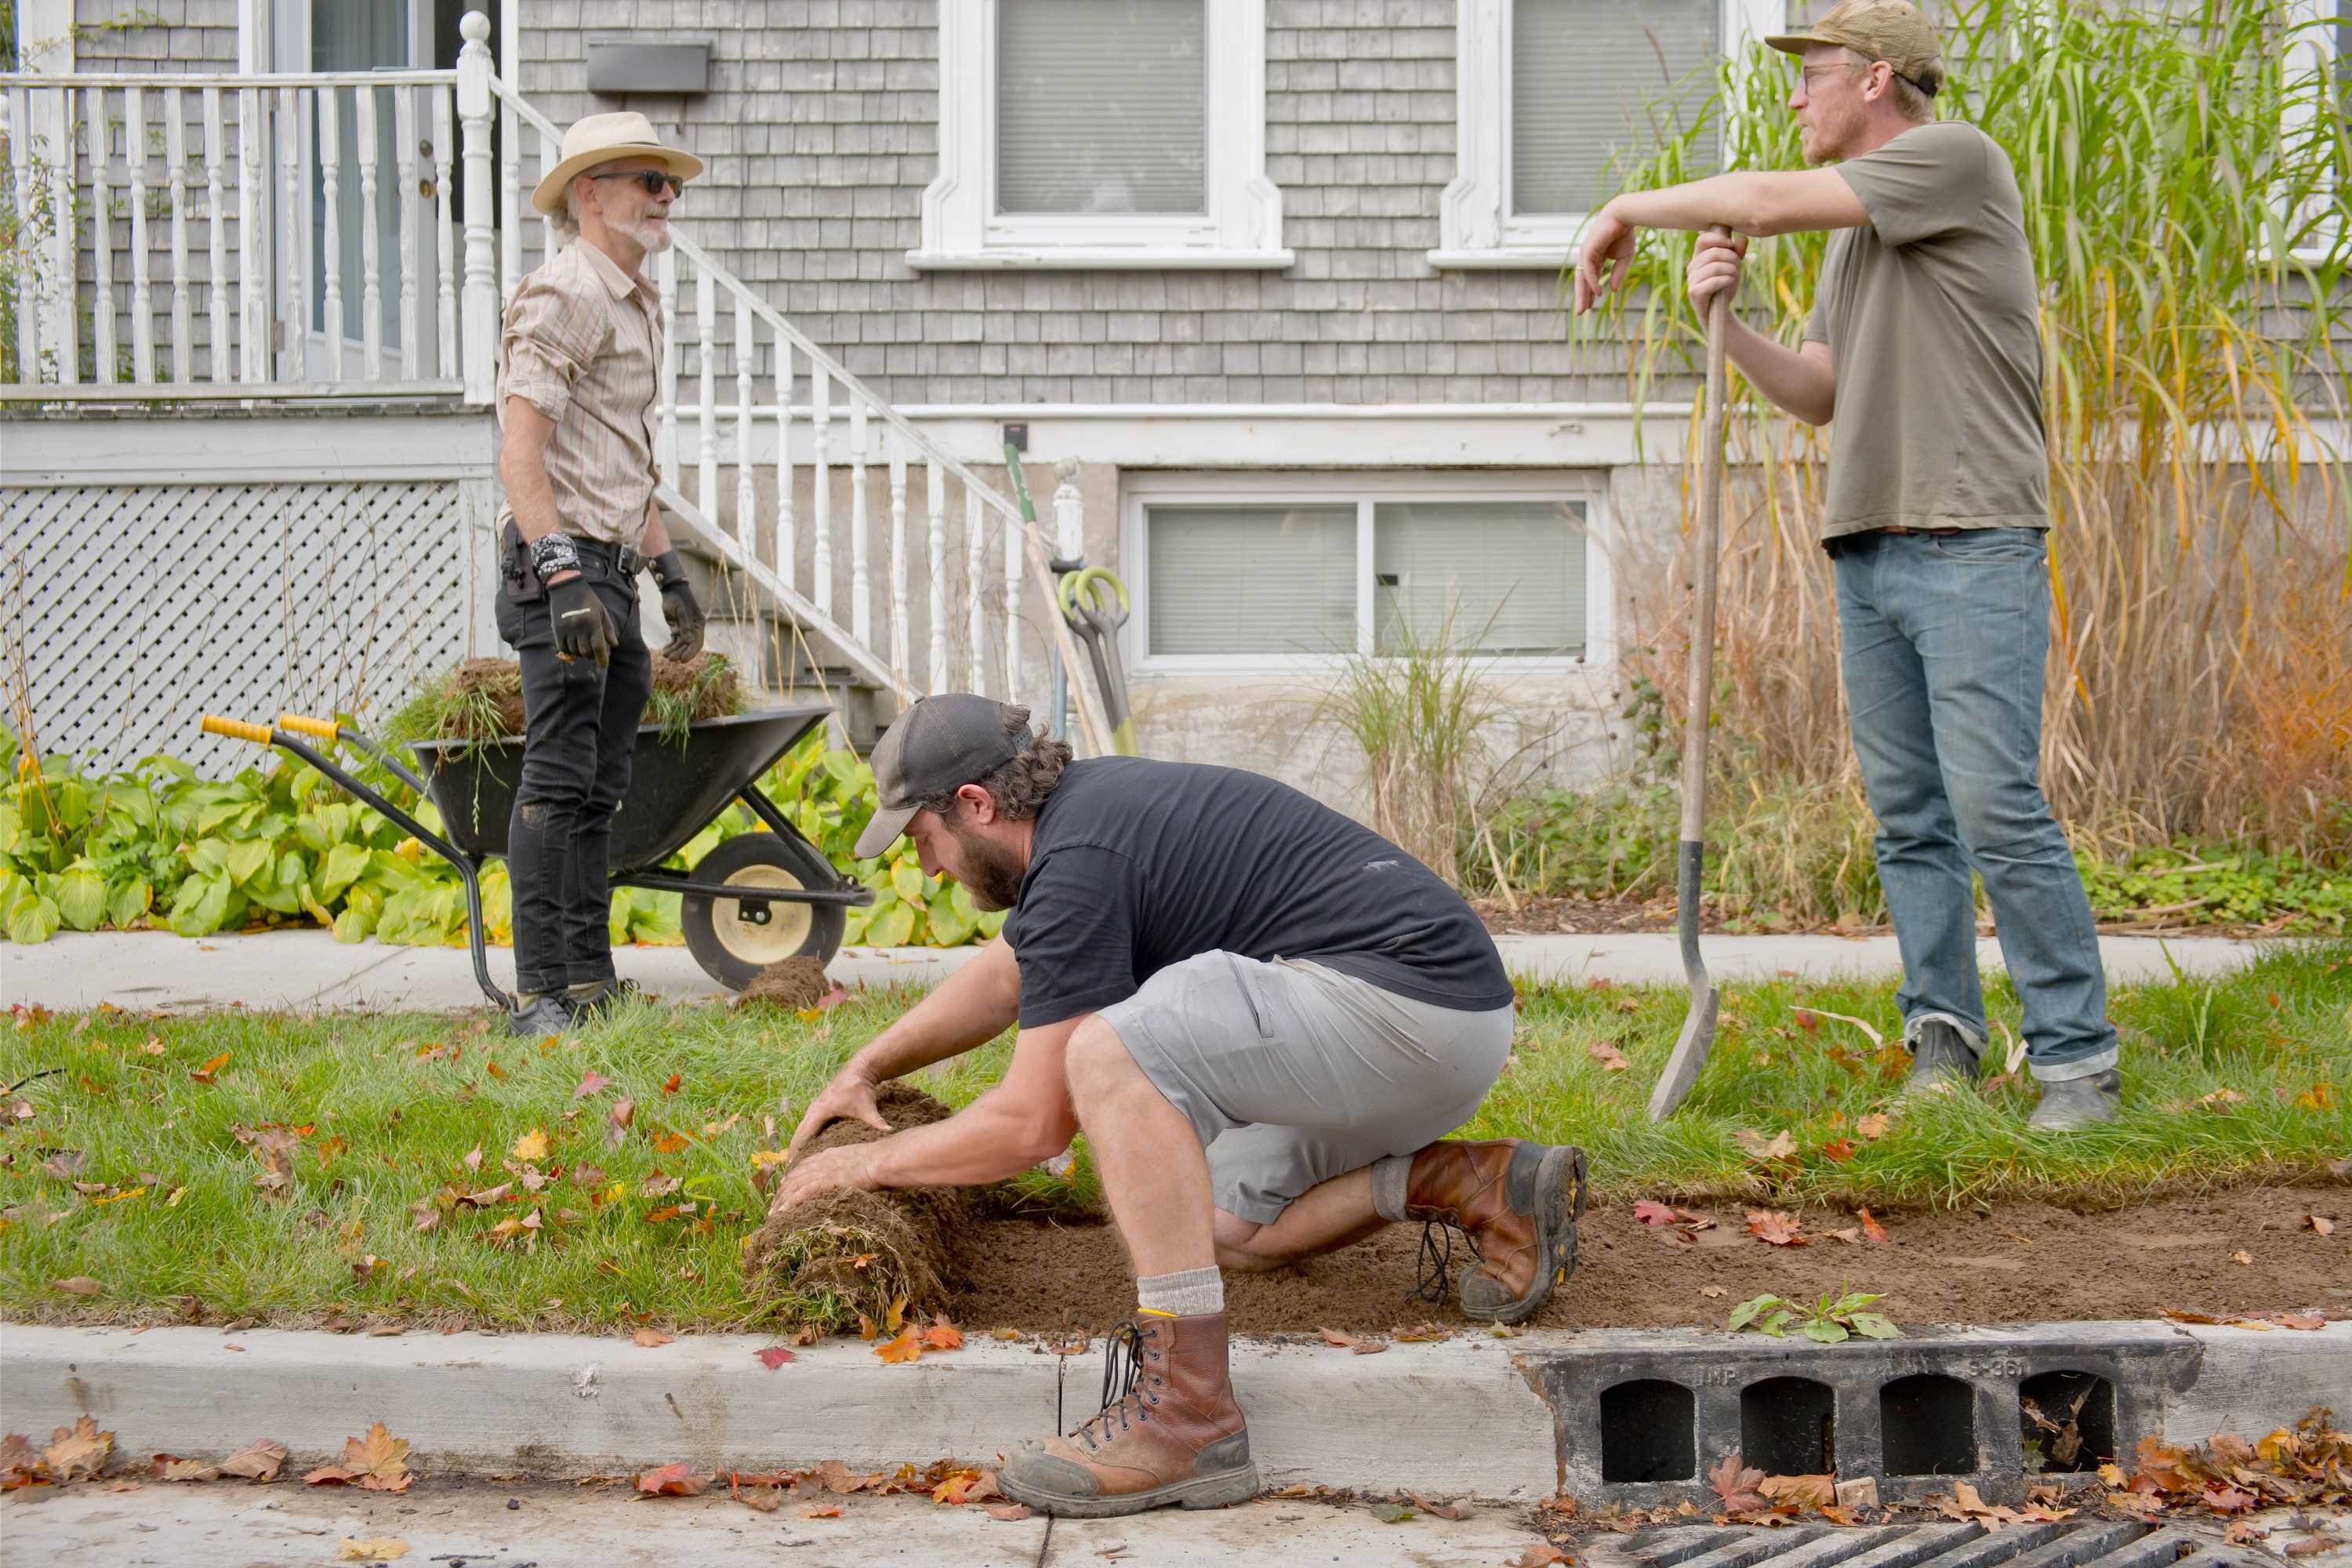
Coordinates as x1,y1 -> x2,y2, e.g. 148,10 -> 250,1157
457,11 -> 498,405
1052,459 -> 1084,561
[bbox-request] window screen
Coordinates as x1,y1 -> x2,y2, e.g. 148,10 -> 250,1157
1512,0 -> 1721,217
1146,506 -> 1357,656
996,0 -> 1207,215
1373,501 -> 1587,656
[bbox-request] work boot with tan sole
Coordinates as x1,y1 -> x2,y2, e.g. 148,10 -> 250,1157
1382,1139 -> 1588,1324
996,1310 -> 1257,1518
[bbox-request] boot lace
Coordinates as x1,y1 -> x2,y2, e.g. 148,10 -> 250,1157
1410,1215 -> 1465,1306
1073,1319 -> 1153,1449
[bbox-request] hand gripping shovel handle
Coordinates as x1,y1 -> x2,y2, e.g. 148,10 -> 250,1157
1647,227 -> 1734,1123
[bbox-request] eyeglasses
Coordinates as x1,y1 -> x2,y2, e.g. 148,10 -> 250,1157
590,169 -> 685,198
1799,65 -> 1852,91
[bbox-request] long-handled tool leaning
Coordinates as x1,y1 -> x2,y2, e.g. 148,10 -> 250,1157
1646,227 -> 1734,1123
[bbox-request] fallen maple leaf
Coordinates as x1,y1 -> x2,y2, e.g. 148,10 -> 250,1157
662,1073 -> 682,1094
2201,1483 -> 2259,1514
38,1149 -> 88,1180
1856,1112 -> 1890,1140
49,1275 -> 103,1296
874,1330 -> 923,1363
215,1439 -> 287,1480
1820,1138 -> 1856,1163
0,1432 -> 38,1483
512,1129 -> 550,1162
1587,1040 -> 1631,1072
1746,1209 -> 1806,1246
1707,1449 -> 1768,1512
150,1453 -> 220,1481
1759,1473 -> 1835,1510
652,1132 -> 690,1154
755,1345 -> 796,1369
1506,1547 -> 1568,1568
2307,1214 -> 2336,1236
1403,1488 -> 1466,1520
337,1540 -> 408,1561
42,1416 -> 114,1479
1734,1129 -> 1798,1163
932,1471 -> 984,1504
191,1052 -> 230,1083
985,1502 -> 1033,1521
1632,1200 -> 1679,1225
2231,1250 -> 2253,1265
639,1171 -> 680,1196
636,1461 -> 706,1496
2267,1314 -> 2326,1330
303,1423 -> 410,1493
573,1071 -> 612,1099
919,1318 -> 964,1351
804,1502 -> 848,1517
1858,1207 -> 1891,1243
816,1460 -> 887,1494
632,1327 -> 675,1348
1933,1482 -> 2020,1529
1319,1327 -> 1365,1347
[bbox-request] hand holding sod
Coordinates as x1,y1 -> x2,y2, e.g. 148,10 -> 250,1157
785,1060 -> 894,1164
769,1137 -> 883,1215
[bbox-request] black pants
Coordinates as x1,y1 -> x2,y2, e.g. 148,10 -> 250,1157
495,557 -> 652,996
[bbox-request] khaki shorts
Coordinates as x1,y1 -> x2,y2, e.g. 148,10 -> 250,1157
1095,951 -> 1515,1225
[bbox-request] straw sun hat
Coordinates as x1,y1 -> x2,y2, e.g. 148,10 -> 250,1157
530,111 -> 704,216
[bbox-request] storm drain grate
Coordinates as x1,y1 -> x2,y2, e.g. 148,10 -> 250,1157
1598,1522 -> 2266,1568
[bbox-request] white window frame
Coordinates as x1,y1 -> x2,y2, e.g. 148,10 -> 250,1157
1432,0 -> 1783,269
1121,470 -> 1617,677
911,0 -> 1290,270
2283,0 -> 2346,263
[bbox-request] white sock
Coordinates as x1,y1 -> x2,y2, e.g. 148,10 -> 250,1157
1137,1265 -> 1224,1317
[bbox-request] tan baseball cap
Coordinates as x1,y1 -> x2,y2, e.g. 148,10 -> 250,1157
1767,0 -> 1945,96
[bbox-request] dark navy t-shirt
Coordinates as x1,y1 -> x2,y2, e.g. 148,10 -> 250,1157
997,757 -> 1513,1027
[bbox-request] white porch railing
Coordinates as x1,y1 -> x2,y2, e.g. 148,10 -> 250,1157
1,15 -> 1110,746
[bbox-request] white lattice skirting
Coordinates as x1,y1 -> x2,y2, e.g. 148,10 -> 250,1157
5,482 -> 484,774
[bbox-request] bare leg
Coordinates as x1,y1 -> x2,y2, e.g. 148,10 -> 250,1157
1062,1014 -> 1217,1277
1214,1168 -> 1389,1272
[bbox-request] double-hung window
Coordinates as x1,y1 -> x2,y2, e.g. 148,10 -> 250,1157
1434,0 -> 1784,268
1128,477 -> 1607,670
913,0 -> 1288,269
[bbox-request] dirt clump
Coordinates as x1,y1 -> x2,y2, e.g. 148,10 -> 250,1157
738,956 -> 833,1010
743,1083 -> 982,1329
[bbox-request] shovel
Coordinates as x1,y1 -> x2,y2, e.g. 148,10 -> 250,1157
1646,227 -> 1734,1123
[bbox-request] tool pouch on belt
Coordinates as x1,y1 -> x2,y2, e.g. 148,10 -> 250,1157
500,518 -> 546,605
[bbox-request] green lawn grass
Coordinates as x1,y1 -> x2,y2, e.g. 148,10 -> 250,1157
2,942 -> 2344,1334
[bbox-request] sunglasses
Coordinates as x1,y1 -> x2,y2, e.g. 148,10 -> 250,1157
590,169 -> 685,198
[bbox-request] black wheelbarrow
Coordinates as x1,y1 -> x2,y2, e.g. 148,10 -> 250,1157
199,703 -> 873,1009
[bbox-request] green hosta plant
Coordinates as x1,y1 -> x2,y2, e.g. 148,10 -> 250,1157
1728,1288 -> 1900,1345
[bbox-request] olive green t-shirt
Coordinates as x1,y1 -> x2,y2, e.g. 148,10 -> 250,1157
1805,120 -> 2048,539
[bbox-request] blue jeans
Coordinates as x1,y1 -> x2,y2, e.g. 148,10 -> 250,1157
1831,528 -> 2118,1080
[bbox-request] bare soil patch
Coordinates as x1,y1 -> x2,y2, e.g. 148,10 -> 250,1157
1466,894 -> 2271,939
943,1185 -> 2348,1336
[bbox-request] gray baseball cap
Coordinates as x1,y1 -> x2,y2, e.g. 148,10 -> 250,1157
852,694 -> 1028,859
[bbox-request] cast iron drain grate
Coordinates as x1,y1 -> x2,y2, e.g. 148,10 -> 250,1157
1589,1523 -> 2266,1568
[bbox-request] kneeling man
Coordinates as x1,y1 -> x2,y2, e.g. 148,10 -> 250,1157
775,695 -> 1587,1518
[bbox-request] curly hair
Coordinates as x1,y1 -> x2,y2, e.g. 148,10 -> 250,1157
915,706 -> 1072,822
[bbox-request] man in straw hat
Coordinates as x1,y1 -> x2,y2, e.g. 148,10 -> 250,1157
1573,0 -> 2123,1128
495,112 -> 709,1036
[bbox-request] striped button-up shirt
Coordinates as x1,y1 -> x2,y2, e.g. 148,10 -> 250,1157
496,240 -> 663,550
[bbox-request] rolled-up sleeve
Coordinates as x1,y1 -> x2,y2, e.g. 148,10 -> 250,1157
499,271 -> 606,424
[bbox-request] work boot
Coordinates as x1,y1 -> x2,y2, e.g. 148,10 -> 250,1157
1389,1139 -> 1588,1324
996,1311 -> 1257,1518
506,991 -> 575,1038
2027,1069 -> 2122,1131
1902,1018 -> 1981,1095
566,978 -> 644,1024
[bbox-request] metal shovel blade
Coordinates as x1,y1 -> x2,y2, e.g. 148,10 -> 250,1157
1647,978 -> 1719,1121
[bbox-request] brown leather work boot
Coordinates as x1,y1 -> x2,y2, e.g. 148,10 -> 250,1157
1394,1138 -> 1588,1323
996,1310 -> 1258,1518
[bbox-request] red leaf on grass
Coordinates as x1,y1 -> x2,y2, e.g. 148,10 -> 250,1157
1708,1450 -> 1769,1513
573,1071 -> 612,1099
1820,1138 -> 1856,1163
661,1074 -> 681,1094
1746,1210 -> 1806,1247
755,1345 -> 796,1369
636,1462 -> 706,1496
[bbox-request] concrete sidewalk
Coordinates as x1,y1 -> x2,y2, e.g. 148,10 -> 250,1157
0,927 -> 2278,1014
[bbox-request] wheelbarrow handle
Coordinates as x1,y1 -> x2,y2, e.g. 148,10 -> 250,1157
275,712 -> 433,797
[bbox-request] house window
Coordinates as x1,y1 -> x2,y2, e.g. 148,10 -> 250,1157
1134,482 -> 1599,666
1435,0 -> 1783,268
913,0 -> 1289,270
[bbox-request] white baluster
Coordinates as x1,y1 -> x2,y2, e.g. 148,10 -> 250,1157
735,292 -> 756,561
696,263 -> 717,514
1004,488 -> 1023,709
926,460 -> 947,695
966,485 -> 988,694
5,86 -> 38,383
456,13 -> 499,405
277,87 -> 303,380
165,91 -> 193,380
498,68 -> 520,305
434,89 -> 456,379
655,245 -> 679,486
775,339 -> 795,596
850,401 -> 872,648
811,365 -> 833,618
203,87 -> 229,383
48,87 -> 78,383
357,86 -> 383,379
319,86 -> 343,366
127,86 -> 153,383
238,87 -> 267,383
888,435 -> 911,690
89,86 -> 116,384
394,85 -> 419,376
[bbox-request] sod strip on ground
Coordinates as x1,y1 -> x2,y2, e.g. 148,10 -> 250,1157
1,943 -> 2343,1334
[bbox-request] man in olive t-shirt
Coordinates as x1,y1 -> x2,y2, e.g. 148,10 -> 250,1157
1573,0 -> 2122,1128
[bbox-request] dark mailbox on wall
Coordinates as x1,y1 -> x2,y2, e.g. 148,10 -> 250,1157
586,42 -> 711,96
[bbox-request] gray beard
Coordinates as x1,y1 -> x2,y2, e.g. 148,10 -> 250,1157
613,217 -> 672,254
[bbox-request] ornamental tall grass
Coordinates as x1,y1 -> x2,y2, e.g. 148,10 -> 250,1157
1592,0 -> 2351,859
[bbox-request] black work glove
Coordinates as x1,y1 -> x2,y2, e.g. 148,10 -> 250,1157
649,550 -> 706,663
547,574 -> 617,666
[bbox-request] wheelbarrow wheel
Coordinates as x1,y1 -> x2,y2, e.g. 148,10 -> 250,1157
679,833 -> 845,991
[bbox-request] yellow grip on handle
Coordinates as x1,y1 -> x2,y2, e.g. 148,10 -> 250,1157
276,713 -> 342,742
200,714 -> 276,746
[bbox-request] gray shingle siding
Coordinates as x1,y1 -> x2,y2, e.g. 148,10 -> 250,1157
516,0 -> 1619,407
74,0 -> 238,69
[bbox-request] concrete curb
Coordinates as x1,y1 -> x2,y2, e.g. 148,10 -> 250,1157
4,1320 -> 2343,1497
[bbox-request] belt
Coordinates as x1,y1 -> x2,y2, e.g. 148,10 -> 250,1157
1877,526 -> 1963,538
573,537 -> 645,577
